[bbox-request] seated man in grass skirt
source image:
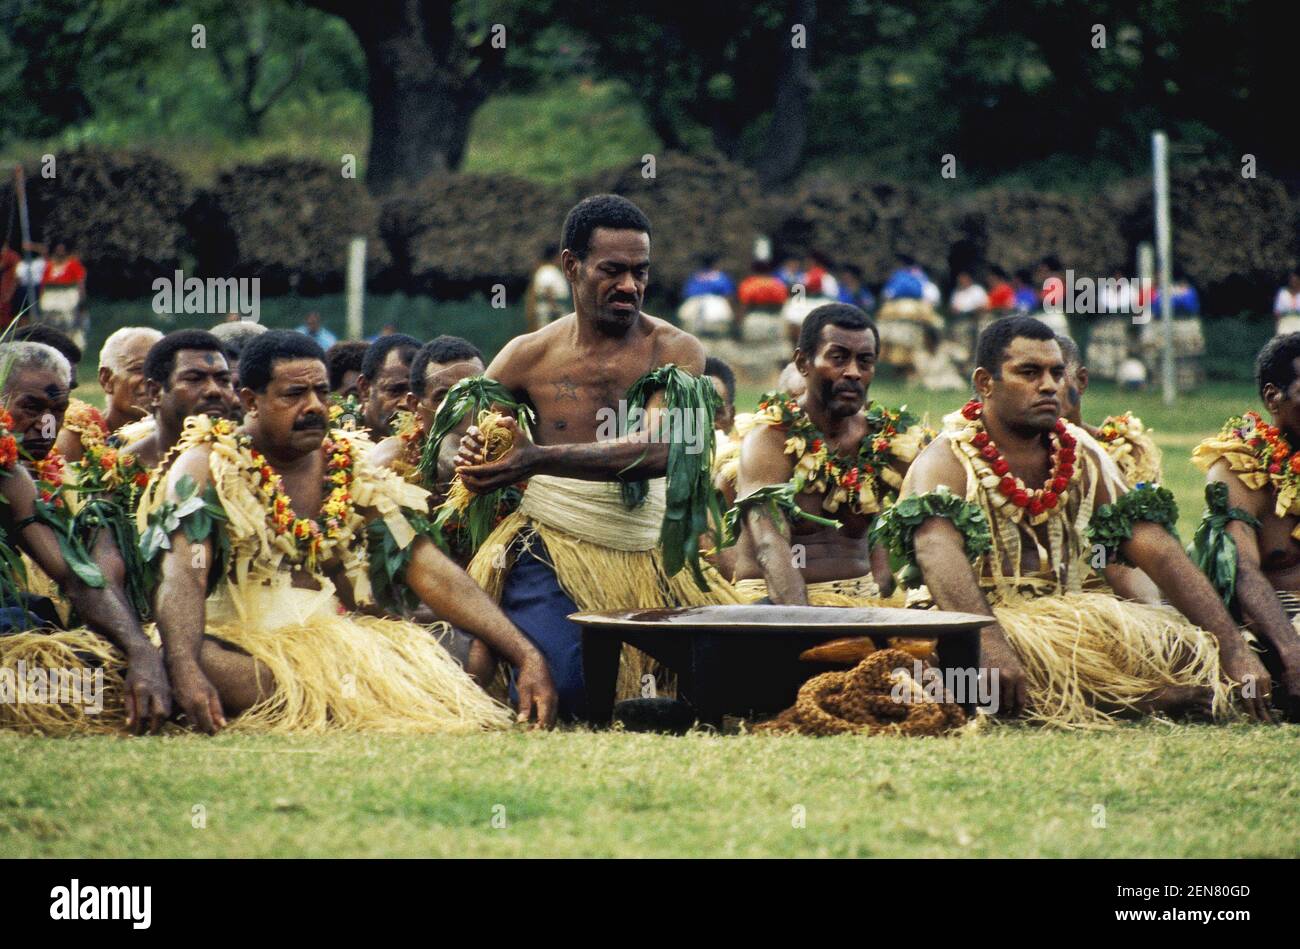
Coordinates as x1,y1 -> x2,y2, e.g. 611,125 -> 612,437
727,304 -> 929,611
0,342 -> 172,734
1189,332 -> 1300,712
877,316 -> 1273,727
133,331 -> 555,734
451,194 -> 740,719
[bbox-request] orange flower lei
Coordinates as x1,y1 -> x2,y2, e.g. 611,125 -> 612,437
32,447 -> 67,506
0,410 -> 19,471
243,429 -> 358,568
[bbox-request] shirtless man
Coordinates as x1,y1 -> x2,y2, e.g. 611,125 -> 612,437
898,317 -> 1271,722
1192,332 -> 1300,707
732,305 -> 912,603
54,326 -> 161,462
124,330 -> 237,470
453,194 -> 711,718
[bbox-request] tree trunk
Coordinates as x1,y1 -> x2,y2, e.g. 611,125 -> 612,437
306,0 -> 506,195
755,0 -> 815,190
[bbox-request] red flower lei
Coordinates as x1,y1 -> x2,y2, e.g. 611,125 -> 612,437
31,447 -> 67,506
0,410 -> 18,471
959,399 -> 1076,519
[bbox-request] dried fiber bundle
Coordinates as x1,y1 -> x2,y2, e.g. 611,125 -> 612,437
756,648 -> 966,737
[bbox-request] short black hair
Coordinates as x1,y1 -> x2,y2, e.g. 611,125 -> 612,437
1256,333 -> 1300,399
325,340 -> 369,391
975,315 -> 1059,378
409,335 -> 484,398
13,324 -> 82,367
703,356 -> 736,404
797,303 -> 879,358
1055,333 -> 1081,369
360,332 -> 420,381
144,330 -> 226,386
237,329 -> 325,393
561,194 -> 651,261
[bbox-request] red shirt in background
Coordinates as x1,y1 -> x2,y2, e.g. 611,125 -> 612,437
987,281 -> 1015,310
0,247 -> 20,323
41,257 -> 86,287
738,274 -> 789,306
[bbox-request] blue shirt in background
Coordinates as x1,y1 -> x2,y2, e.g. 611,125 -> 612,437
682,269 -> 736,299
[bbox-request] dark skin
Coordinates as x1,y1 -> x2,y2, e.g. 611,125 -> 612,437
1059,355 -> 1163,605
1203,354 -> 1300,702
357,349 -> 414,437
127,349 -> 236,470
156,357 -> 556,734
2,373 -> 171,733
732,325 -> 899,601
904,336 -> 1274,721
370,356 -> 486,502
454,227 -> 706,489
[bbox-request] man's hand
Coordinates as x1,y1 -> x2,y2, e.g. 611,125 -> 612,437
170,663 -> 227,735
514,651 -> 557,729
454,416 -> 540,494
980,626 -> 1029,717
122,650 -> 172,735
1220,646 -> 1276,724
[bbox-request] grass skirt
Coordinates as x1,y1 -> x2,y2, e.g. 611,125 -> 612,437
990,589 -> 1231,728
0,583 -> 512,736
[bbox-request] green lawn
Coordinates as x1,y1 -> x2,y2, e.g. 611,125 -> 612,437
3,724 -> 1297,858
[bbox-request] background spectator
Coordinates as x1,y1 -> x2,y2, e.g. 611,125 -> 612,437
296,310 -> 337,349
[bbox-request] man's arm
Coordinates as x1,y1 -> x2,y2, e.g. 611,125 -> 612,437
735,426 -> 806,605
904,439 -> 1029,714
403,536 -> 556,728
3,467 -> 171,733
150,448 -> 226,734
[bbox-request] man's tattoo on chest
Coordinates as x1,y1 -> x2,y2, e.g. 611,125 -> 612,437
554,378 -> 580,402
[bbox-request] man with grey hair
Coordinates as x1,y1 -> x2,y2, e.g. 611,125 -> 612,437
0,341 -> 172,733
98,327 -> 163,433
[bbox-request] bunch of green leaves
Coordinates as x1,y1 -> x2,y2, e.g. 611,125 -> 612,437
1089,483 -> 1179,567
722,482 -> 840,547
1189,481 -> 1260,607
73,496 -> 153,618
138,474 -> 230,595
424,376 -> 535,487
366,511 -> 449,615
869,487 -> 992,590
32,493 -> 105,590
622,365 -> 723,589
0,520 -> 28,611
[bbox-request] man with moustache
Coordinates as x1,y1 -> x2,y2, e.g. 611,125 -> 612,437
730,304 -> 930,608
882,316 -> 1273,726
356,333 -> 421,438
137,330 -> 554,734
453,194 -> 737,719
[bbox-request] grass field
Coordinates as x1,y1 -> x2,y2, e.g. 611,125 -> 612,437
9,334 -> 1296,859
3,724 -> 1298,858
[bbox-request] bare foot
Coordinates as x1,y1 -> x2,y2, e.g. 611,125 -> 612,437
1135,684 -> 1215,717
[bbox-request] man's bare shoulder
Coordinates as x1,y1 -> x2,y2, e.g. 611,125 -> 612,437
166,443 -> 214,492
646,315 -> 706,373
901,432 -> 967,497
1207,456 -> 1270,518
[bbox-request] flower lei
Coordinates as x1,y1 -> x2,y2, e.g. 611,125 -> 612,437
31,448 -> 67,507
1191,410 -> 1300,534
751,391 -> 919,516
239,421 -> 359,570
75,440 -> 151,500
1094,412 -> 1160,487
953,398 -> 1078,526
0,410 -> 19,472
328,393 -> 363,431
